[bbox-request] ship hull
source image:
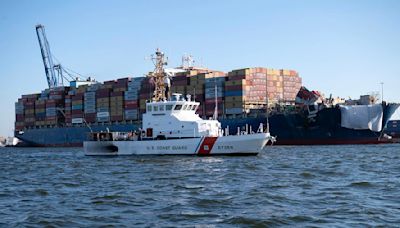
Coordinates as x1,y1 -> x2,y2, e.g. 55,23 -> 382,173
15,120 -> 390,147
15,105 -> 399,147
84,133 -> 271,156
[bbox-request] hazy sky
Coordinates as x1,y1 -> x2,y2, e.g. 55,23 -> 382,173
0,0 -> 399,137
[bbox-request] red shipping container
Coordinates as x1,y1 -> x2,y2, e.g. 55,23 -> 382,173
104,80 -> 116,85
72,94 -> 84,101
72,110 -> 83,115
111,91 -> 124,97
205,110 -> 223,116
85,116 -> 96,123
15,114 -> 24,121
205,98 -> 224,104
125,103 -> 138,109
111,115 -> 123,121
15,126 -> 24,131
140,93 -> 152,99
35,104 -> 45,109
49,90 -> 64,95
205,103 -> 223,110
72,114 -> 83,118
228,75 -> 246,81
225,85 -> 244,91
125,100 -> 137,105
114,84 -> 127,89
117,77 -> 131,84
85,113 -> 96,118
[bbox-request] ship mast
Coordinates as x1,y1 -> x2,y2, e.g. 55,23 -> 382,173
149,48 -> 168,102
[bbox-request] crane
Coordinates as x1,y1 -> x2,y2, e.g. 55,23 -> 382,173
35,24 -> 91,88
35,24 -> 64,88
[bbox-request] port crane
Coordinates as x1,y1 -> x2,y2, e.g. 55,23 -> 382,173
36,24 -> 85,89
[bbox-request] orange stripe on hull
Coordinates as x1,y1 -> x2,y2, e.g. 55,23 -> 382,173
197,137 -> 218,156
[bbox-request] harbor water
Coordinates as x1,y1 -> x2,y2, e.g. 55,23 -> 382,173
1,144 -> 400,227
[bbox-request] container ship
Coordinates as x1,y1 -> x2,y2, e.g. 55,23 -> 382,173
14,65 -> 399,147
14,26 -> 399,146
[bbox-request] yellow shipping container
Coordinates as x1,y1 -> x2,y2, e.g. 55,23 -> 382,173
96,98 -> 110,103
100,84 -> 113,89
110,97 -> 124,102
35,108 -> 46,113
281,69 -> 290,76
113,87 -> 127,92
225,79 -> 246,87
225,96 -> 246,103
224,101 -> 245,109
187,85 -> 204,93
25,109 -> 35,115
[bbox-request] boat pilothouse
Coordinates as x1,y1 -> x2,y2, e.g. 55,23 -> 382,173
143,93 -> 221,139
84,49 -> 275,156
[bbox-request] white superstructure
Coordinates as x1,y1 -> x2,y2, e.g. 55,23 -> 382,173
142,93 -> 220,139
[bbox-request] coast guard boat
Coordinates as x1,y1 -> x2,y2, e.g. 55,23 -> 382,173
84,49 -> 275,156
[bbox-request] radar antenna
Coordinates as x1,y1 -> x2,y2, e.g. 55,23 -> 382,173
181,54 -> 195,69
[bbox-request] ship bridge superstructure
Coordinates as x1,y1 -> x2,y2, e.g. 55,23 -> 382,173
142,93 -> 221,139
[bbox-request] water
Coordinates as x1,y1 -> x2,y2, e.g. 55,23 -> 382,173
1,144 -> 400,227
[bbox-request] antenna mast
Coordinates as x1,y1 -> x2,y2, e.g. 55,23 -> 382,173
181,54 -> 195,69
149,48 -> 168,102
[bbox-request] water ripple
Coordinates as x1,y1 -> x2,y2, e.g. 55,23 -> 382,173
1,145 -> 400,226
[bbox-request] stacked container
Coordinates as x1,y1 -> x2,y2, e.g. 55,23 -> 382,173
71,89 -> 84,124
84,91 -> 96,123
125,77 -> 143,120
15,100 -> 25,131
204,73 -> 226,117
22,94 -> 39,127
96,88 -> 111,122
225,79 -> 247,115
35,100 -> 46,126
110,91 -> 124,121
64,94 -> 72,125
282,70 -> 302,101
225,68 -> 268,115
170,73 -> 187,95
47,89 -> 66,125
139,77 -> 154,115
224,67 -> 302,115
15,68 -> 303,131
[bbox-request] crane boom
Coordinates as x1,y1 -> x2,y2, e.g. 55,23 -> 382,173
35,24 -> 61,88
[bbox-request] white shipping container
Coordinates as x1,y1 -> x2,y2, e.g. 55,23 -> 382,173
72,118 -> 83,124
97,112 -> 110,118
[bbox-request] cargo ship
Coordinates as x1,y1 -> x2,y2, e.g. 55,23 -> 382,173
14,64 -> 399,147
15,25 -> 399,147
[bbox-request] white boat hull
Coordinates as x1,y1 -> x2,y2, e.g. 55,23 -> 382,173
84,133 -> 272,156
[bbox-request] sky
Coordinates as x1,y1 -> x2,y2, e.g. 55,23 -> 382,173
0,0 -> 399,137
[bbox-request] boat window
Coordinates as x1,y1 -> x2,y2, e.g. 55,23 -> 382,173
166,105 -> 173,111
147,105 -> 152,112
174,105 -> 182,110
153,105 -> 158,111
192,105 -> 197,110
159,105 -> 164,111
182,105 -> 188,111
187,105 -> 192,110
